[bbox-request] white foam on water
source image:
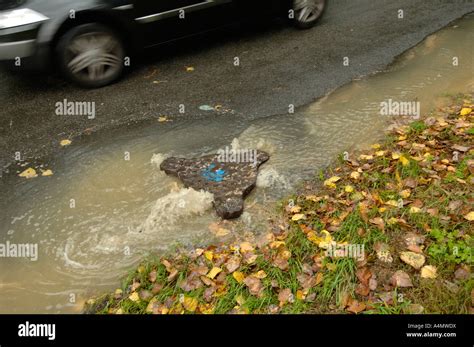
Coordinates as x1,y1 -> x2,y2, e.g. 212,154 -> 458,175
256,167 -> 292,190
150,153 -> 169,168
140,188 -> 214,234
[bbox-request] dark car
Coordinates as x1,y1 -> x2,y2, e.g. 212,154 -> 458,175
0,0 -> 326,88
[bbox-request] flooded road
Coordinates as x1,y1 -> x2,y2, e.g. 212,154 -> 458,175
0,15 -> 473,313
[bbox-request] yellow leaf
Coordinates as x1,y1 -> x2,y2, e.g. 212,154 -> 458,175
359,154 -> 374,160
392,152 -> 401,160
158,116 -> 169,123
375,150 -> 386,157
128,292 -> 140,302
308,230 -> 333,249
41,169 -> 54,177
385,200 -> 399,207
315,272 -> 324,285
290,205 -> 302,213
292,214 -> 306,221
296,290 -> 305,300
19,168 -> 37,179
60,139 -> 72,147
253,270 -> 267,279
464,212 -> 474,221
410,206 -> 421,214
345,185 -> 354,193
185,66 -> 195,72
199,303 -> 215,314
146,297 -> 158,313
240,242 -> 254,253
387,217 -> 399,225
350,171 -> 360,180
399,155 -> 410,167
420,265 -> 437,279
460,107 -> 472,116
233,271 -> 245,284
437,118 -> 448,126
269,241 -> 285,249
183,296 -> 198,312
324,176 -> 341,189
204,251 -> 214,261
207,267 -> 222,279
371,144 -> 381,149
399,189 -> 411,198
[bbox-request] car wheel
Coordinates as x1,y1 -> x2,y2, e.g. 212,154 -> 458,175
56,23 -> 125,88
292,0 -> 326,29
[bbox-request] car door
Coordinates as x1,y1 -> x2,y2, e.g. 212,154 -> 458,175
133,0 -> 234,46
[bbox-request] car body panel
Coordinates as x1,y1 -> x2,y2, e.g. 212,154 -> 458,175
0,0 -> 295,72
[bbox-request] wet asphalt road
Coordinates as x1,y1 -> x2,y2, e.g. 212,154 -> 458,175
0,0 -> 473,174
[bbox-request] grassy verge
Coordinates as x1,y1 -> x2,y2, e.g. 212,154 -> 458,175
85,96 -> 473,315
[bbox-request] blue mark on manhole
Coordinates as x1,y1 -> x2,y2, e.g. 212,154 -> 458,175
202,163 -> 226,183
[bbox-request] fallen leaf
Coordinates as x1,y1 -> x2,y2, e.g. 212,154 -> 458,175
405,304 -> 424,314
183,296 -> 198,312
128,292 -> 140,302
240,242 -> 254,253
324,176 -> 341,189
345,185 -> 354,193
463,212 -> 474,221
290,205 -> 302,213
420,265 -> 437,279
19,168 -> 37,179
399,155 -> 410,167
225,256 -> 241,273
278,288 -> 292,306
346,299 -> 366,314
232,271 -> 245,284
243,276 -> 263,296
292,214 -> 306,221
350,171 -> 361,180
399,189 -> 411,199
356,267 -> 372,286
207,267 -> 222,279
454,265 -> 470,280
391,270 -> 413,287
148,270 -> 157,283
460,107 -> 472,116
41,169 -> 54,177
204,251 -> 214,261
252,270 -> 267,279
60,139 -> 72,147
369,217 -> 385,232
400,251 -> 425,269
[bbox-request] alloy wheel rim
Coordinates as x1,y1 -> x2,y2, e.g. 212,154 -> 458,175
66,31 -> 123,82
293,0 -> 325,23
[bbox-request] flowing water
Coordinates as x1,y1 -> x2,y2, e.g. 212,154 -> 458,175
0,15 -> 473,313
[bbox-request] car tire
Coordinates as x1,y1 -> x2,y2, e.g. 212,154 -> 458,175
56,23 -> 125,88
292,0 -> 326,29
